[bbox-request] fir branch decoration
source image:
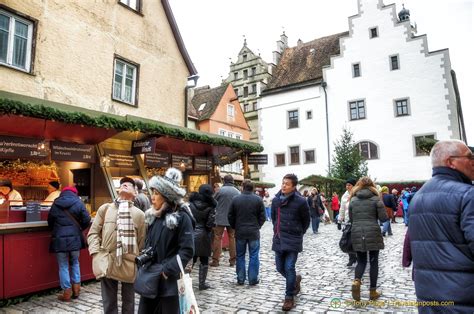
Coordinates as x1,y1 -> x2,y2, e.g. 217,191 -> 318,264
0,98 -> 263,153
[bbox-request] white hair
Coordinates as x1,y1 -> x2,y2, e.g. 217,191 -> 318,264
430,140 -> 466,167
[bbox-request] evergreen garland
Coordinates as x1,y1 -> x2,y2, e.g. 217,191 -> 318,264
0,98 -> 263,152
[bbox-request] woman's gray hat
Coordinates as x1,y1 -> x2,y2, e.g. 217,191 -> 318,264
149,168 -> 186,204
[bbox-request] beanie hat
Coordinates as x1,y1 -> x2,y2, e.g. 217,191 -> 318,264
345,178 -> 357,186
149,168 -> 186,204
381,186 -> 389,193
49,181 -> 60,190
198,184 -> 217,207
62,186 -> 78,195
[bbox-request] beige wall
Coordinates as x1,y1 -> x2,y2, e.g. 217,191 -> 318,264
0,0 -> 190,126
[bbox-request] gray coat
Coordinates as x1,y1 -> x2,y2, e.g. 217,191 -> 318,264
214,183 -> 240,226
349,188 -> 387,252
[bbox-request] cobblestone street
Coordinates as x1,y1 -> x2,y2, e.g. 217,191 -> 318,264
1,220 -> 417,313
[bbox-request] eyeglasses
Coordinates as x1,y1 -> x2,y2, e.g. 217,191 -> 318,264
450,154 -> 474,160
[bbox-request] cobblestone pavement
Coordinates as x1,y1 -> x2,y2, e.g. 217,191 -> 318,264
1,219 -> 417,313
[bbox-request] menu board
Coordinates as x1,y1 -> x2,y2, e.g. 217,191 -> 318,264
194,157 -> 212,171
0,135 -> 48,159
104,149 -> 137,168
172,155 -> 193,170
145,152 -> 170,168
51,141 -> 96,163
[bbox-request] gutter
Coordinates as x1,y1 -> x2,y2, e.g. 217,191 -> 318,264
321,81 -> 331,173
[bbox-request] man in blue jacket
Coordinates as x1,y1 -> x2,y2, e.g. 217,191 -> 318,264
409,140 -> 474,313
271,174 -> 310,311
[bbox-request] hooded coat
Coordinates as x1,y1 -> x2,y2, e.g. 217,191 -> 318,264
189,192 -> 216,257
349,188 -> 387,252
409,167 -> 474,313
47,190 -> 91,253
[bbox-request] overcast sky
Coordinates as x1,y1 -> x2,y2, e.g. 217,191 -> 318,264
169,0 -> 473,145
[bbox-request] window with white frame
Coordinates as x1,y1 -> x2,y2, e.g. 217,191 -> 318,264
235,134 -> 241,140
289,146 -> 300,165
219,129 -> 226,136
119,0 -> 140,11
288,110 -> 299,128
349,100 -> 366,120
390,54 -> 399,70
0,9 -> 34,72
414,134 -> 435,156
304,150 -> 315,163
275,153 -> 285,167
113,58 -> 138,105
227,104 -> 235,118
357,141 -> 378,159
394,98 -> 410,116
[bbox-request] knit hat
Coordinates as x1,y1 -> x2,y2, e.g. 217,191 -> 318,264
49,181 -> 60,190
345,178 -> 357,186
149,168 -> 186,204
198,184 -> 217,207
62,186 -> 78,195
381,186 -> 389,193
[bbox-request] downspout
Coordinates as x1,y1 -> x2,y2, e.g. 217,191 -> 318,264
184,75 -> 199,127
321,81 -> 331,174
450,70 -> 467,143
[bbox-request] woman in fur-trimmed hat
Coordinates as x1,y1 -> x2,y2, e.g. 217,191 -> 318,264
138,168 -> 195,314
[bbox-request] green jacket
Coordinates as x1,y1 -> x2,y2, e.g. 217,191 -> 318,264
349,189 -> 387,252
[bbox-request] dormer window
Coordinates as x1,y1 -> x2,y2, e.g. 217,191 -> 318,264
198,103 -> 206,111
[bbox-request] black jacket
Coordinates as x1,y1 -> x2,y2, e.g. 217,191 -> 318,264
409,167 -> 474,313
382,193 -> 397,211
47,190 -> 91,253
189,193 -> 216,257
145,206 -> 194,297
271,190 -> 310,252
228,191 -> 266,240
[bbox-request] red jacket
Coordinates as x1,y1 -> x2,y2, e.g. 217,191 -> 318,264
331,196 -> 340,211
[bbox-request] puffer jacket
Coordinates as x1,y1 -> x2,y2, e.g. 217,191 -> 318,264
349,188 -> 387,252
228,191 -> 266,240
189,193 -> 215,257
47,190 -> 91,253
409,167 -> 474,313
271,190 -> 310,252
87,200 -> 146,283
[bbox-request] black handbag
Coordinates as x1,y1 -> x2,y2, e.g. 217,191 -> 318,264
339,224 -> 353,253
133,263 -> 163,299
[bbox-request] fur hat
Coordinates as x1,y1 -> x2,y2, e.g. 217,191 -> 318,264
149,168 -> 186,204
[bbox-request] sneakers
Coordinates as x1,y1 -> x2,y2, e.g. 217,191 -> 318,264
295,274 -> 302,295
282,299 -> 295,311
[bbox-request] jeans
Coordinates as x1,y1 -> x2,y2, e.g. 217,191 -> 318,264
403,207 -> 409,225
275,251 -> 298,299
56,251 -> 81,290
265,207 -> 272,221
355,250 -> 379,288
236,239 -> 260,284
310,215 -> 320,233
212,226 -> 236,264
382,220 -> 392,235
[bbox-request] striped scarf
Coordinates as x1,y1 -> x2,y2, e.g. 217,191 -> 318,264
116,201 -> 137,266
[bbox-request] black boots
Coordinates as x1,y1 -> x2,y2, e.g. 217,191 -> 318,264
198,264 -> 211,290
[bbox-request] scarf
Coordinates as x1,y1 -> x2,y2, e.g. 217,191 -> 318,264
116,200 -> 137,266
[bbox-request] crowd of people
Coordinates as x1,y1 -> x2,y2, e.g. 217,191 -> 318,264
43,139 -> 473,313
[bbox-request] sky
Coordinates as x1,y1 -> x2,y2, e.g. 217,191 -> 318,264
169,0 -> 474,145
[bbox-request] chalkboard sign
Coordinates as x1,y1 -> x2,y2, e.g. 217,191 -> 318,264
145,152 -> 170,168
26,201 -> 41,222
0,135 -> 48,159
51,141 -> 96,163
194,157 -> 212,171
103,149 -> 137,168
172,155 -> 193,170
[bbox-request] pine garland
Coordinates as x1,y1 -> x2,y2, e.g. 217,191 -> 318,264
0,98 -> 263,153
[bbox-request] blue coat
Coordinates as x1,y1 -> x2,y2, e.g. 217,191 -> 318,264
409,167 -> 474,313
271,190 -> 310,252
47,190 -> 91,253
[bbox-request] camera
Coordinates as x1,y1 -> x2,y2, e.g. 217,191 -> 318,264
135,247 -> 154,267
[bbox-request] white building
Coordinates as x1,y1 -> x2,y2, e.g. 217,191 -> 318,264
260,0 -> 466,193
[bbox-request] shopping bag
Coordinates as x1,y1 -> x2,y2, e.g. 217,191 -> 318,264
177,255 -> 200,314
339,223 -> 353,253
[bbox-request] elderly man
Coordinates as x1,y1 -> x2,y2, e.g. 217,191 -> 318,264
409,140 -> 473,313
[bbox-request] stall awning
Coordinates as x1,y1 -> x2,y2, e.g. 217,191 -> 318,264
0,91 -> 263,157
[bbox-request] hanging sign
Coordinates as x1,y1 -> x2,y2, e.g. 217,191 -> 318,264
145,152 -> 170,168
248,154 -> 268,165
51,141 -> 96,163
131,138 -> 156,155
0,135 -> 48,159
194,157 -> 212,171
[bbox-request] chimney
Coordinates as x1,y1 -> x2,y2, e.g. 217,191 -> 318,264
272,31 -> 289,65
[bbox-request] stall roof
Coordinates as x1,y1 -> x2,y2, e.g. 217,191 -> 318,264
0,91 -> 263,155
